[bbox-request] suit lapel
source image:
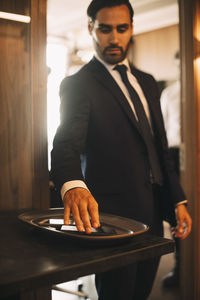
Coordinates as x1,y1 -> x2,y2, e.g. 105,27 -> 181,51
130,65 -> 163,135
87,57 -> 140,131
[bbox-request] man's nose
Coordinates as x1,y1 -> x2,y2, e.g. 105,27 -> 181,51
109,29 -> 119,44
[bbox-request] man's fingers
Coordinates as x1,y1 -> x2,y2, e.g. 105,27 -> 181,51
175,204 -> 192,239
174,224 -> 184,238
88,200 -> 100,228
63,187 -> 100,234
187,217 -> 192,235
63,204 -> 71,225
178,218 -> 184,234
174,217 -> 192,239
175,224 -> 189,239
72,204 -> 85,232
79,202 -> 93,234
181,228 -> 190,239
181,215 -> 192,239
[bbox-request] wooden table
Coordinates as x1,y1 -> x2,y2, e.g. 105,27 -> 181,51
0,210 -> 174,299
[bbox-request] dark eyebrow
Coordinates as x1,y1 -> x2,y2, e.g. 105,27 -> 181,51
117,24 -> 129,29
98,24 -> 112,29
98,23 -> 130,29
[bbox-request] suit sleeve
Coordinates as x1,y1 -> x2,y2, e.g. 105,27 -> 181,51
149,75 -> 187,205
50,76 -> 90,191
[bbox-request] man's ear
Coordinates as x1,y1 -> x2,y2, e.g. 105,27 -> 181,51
88,20 -> 94,35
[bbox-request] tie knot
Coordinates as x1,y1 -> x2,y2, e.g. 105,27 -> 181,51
114,64 -> 127,74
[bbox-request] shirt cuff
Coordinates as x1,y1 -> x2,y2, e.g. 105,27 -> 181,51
175,200 -> 188,207
61,180 -> 89,200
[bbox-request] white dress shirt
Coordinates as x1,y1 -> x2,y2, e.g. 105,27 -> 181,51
160,80 -> 181,148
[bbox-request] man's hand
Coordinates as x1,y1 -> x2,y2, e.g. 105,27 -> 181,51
173,204 -> 192,239
63,187 -> 100,234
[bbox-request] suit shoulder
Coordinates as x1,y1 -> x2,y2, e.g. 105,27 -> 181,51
130,65 -> 161,100
59,63 -> 91,96
130,65 -> 156,82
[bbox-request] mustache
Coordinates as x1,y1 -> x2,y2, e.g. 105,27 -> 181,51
104,45 -> 123,53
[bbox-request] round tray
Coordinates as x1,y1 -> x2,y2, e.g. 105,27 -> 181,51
18,208 -> 149,246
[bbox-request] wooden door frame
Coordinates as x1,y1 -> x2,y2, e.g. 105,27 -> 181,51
179,0 -> 200,299
31,0 -> 49,209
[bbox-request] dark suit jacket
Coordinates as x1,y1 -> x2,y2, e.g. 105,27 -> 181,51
51,57 -> 186,226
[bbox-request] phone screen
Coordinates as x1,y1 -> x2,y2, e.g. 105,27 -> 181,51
61,225 -> 98,232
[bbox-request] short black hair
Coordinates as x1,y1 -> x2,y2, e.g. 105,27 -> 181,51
87,0 -> 134,23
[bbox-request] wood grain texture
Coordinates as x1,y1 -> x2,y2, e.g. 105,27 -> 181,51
0,0 -> 30,16
179,0 -> 199,299
0,210 -> 174,299
0,19 -> 32,209
31,0 -> 49,209
0,0 -> 49,210
193,1 -> 200,298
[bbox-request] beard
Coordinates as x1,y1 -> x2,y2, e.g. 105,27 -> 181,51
94,39 -> 132,65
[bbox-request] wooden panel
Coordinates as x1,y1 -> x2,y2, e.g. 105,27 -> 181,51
179,0 -> 199,299
0,19 -> 33,209
0,0 -> 30,15
193,1 -> 200,298
31,0 -> 49,209
0,0 -> 49,210
132,25 -> 179,81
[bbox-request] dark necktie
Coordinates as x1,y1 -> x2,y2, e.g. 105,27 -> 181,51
114,64 -> 163,185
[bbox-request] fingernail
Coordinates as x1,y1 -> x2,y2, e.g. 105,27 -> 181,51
86,227 -> 92,234
93,222 -> 100,228
77,226 -> 84,232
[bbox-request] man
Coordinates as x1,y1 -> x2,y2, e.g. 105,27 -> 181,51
51,1 -> 192,299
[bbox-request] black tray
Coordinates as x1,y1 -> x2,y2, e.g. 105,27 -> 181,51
18,208 -> 149,246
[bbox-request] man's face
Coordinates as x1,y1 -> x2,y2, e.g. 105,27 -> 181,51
88,5 -> 133,65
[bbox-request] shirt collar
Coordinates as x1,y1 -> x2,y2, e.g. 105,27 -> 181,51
94,54 -> 131,73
